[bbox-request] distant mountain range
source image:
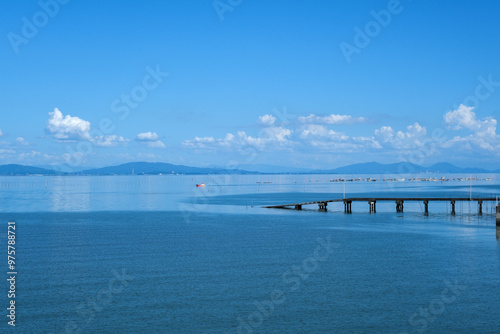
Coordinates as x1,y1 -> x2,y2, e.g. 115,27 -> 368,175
0,164 -> 60,176
78,162 -> 253,175
316,162 -> 496,174
0,161 -> 498,176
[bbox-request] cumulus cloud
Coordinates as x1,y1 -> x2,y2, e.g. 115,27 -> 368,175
305,136 -> 381,151
136,132 -> 165,148
181,107 -> 499,161
258,114 -> 276,126
260,127 -> 291,142
183,123 -> 292,151
298,114 -> 366,124
374,126 -> 394,143
96,135 -> 129,147
45,108 -> 129,148
16,137 -> 24,143
300,124 -> 330,138
145,141 -> 166,148
182,136 -> 216,149
444,104 -> 497,138
136,132 -> 159,141
46,108 -> 91,141
443,104 -> 499,151
184,113 -> 375,153
300,124 -> 351,141
406,122 -> 427,137
0,129 -> 3,137
374,122 -> 427,149
298,123 -> 379,152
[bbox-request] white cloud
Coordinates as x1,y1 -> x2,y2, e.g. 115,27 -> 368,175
136,132 -> 160,141
0,129 -> 3,137
182,136 -> 217,149
183,126 -> 292,151
96,135 -> 129,147
14,137 -> 29,146
184,113 -> 377,153
298,114 -> 366,124
444,104 -> 497,138
300,125 -> 351,142
442,104 -> 499,152
406,122 -> 427,137
258,114 -> 276,126
135,132 -> 165,148
181,108 -> 500,162
260,127 -> 291,142
45,108 -> 130,148
46,108 -> 91,141
0,148 -> 15,155
306,136 -> 381,151
18,150 -> 42,160
300,124 -> 329,138
374,122 -> 427,149
374,126 -> 394,143
298,123 -> 378,152
145,141 -> 166,148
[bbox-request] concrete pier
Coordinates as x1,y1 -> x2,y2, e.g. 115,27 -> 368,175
344,200 -> 352,214
266,198 -> 499,225
396,200 -> 404,213
369,200 -> 376,213
497,205 -> 500,226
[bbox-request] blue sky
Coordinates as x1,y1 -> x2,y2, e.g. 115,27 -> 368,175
1,0 -> 500,171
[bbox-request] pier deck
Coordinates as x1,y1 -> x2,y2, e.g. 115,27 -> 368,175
265,198 -> 499,223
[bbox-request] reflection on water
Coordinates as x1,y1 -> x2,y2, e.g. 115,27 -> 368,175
50,177 -> 91,211
497,227 -> 500,240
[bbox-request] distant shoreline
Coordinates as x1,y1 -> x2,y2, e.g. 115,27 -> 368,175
0,161 -> 499,176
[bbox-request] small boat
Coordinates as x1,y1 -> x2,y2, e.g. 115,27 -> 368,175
196,182 -> 205,188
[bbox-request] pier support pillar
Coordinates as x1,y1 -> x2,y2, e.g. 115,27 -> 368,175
478,200 -> 483,215
451,200 -> 455,215
424,200 -> 429,215
496,205 -> 500,226
318,202 -> 327,211
295,205 -> 302,210
396,200 -> 404,213
369,201 -> 376,213
344,200 -> 352,214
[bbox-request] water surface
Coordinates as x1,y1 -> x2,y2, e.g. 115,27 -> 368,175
0,174 -> 499,333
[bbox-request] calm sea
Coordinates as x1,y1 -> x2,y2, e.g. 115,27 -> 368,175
0,174 -> 499,333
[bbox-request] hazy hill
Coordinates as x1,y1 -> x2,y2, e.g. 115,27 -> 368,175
0,161 -> 497,175
0,164 -> 60,175
424,162 -> 490,174
318,162 -> 424,174
78,162 -> 254,175
315,162 -> 495,174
